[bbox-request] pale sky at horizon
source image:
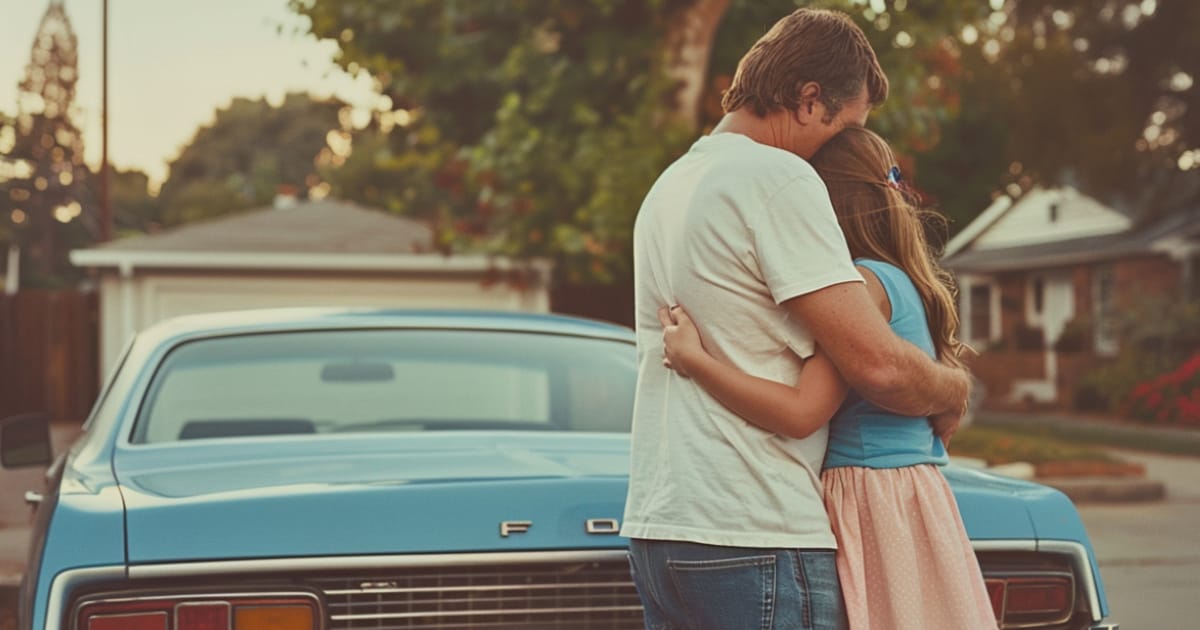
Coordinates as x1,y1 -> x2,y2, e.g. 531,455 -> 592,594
0,0 -> 382,188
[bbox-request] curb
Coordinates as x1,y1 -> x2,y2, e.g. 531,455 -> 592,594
1037,475 -> 1167,503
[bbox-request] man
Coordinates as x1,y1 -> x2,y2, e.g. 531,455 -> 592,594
621,8 -> 972,629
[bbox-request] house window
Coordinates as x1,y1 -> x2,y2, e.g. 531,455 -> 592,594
970,285 -> 992,343
1094,265 -> 1118,355
1032,276 -> 1045,313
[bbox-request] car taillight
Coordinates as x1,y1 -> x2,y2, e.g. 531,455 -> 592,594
88,611 -> 169,630
984,575 -> 1075,628
985,578 -> 1006,619
1007,577 -> 1073,614
234,603 -> 315,630
176,602 -> 230,629
75,593 -> 319,630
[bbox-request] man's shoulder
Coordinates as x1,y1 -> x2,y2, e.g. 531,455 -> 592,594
638,135 -> 826,230
720,137 -> 818,179
690,134 -> 819,183
710,162 -> 822,217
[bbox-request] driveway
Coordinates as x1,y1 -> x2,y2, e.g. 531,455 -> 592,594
0,421 -> 81,585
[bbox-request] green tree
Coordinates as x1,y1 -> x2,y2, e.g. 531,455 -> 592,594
0,111 -> 15,246
0,1 -> 94,288
296,0 -> 702,281
292,0 -> 993,282
156,93 -> 343,226
290,0 -> 1198,281
913,0 -> 1200,227
110,168 -> 162,236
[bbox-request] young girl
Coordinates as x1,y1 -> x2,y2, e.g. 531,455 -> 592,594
659,126 -> 997,630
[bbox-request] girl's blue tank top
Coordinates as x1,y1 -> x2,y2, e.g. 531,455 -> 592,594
822,258 -> 949,470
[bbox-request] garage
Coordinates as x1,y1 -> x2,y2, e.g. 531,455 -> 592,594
70,198 -> 551,373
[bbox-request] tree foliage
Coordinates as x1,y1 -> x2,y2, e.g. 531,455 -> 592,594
925,0 -> 1200,225
290,0 -> 995,281
110,168 -> 162,236
295,0 -> 699,281
156,92 -> 343,226
0,112 -> 15,246
0,2 -> 94,287
290,0 -> 1197,282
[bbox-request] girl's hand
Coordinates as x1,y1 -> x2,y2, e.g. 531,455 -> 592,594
658,305 -> 708,377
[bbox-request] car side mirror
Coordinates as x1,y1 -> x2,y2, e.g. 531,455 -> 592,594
0,413 -> 52,469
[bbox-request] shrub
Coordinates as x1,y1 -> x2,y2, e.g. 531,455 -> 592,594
1077,351 -> 1165,411
1013,323 -> 1045,351
1076,298 -> 1200,414
1054,318 -> 1093,353
1122,352 -> 1200,427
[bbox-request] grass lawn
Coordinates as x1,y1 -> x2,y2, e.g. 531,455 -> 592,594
978,415 -> 1200,457
950,426 -> 1144,477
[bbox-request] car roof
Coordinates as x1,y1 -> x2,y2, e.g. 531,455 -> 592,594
135,308 -> 636,348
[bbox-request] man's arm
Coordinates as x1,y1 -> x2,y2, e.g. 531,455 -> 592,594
661,306 -> 848,439
782,280 -> 970,419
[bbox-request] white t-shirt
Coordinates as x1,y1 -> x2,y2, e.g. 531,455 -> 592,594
621,132 -> 862,549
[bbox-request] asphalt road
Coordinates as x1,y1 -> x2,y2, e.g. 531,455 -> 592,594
1077,450 -> 1200,630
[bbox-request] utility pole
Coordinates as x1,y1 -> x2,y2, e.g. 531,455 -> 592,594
99,0 -> 112,242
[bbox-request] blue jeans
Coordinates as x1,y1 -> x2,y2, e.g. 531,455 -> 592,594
627,539 -> 848,630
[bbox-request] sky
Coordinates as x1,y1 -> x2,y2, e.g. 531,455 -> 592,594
0,0 -> 382,189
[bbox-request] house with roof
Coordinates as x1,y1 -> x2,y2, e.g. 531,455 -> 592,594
70,197 -> 552,374
942,186 -> 1200,408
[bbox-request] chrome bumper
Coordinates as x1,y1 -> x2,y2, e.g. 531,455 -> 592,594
975,540 -> 1116,630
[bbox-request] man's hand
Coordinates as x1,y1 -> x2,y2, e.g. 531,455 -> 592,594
930,411 -> 961,447
784,281 -> 972,418
930,367 -> 971,446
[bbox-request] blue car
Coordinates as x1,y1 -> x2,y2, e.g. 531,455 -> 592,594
0,309 -> 1116,629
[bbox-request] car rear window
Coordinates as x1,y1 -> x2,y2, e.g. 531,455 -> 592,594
132,329 -> 636,443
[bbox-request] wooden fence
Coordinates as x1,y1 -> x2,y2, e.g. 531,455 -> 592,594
0,290 -> 99,423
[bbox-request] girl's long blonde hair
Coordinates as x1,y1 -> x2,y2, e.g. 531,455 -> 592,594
811,126 -> 967,367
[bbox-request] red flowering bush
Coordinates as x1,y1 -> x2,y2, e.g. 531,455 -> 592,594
1123,353 -> 1200,426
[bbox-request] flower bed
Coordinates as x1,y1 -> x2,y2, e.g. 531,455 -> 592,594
1123,352 -> 1200,426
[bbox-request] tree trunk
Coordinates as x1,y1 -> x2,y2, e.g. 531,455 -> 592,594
663,0 -> 732,131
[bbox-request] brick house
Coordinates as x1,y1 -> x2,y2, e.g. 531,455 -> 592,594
942,187 -> 1200,409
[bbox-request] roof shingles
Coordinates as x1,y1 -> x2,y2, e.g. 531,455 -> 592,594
943,207 -> 1200,273
95,199 -> 433,255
